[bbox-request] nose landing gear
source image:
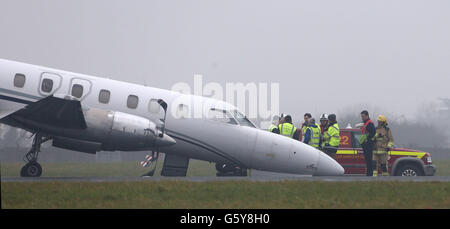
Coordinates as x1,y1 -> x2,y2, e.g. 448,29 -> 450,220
141,151 -> 160,177
216,162 -> 248,177
20,133 -> 51,177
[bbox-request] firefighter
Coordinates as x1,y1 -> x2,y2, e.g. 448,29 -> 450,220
322,114 -> 340,159
360,110 -> 376,176
278,115 -> 299,139
303,118 -> 321,149
269,115 -> 280,134
319,114 -> 329,149
373,115 -> 394,176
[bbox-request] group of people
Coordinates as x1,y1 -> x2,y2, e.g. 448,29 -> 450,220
360,110 -> 394,177
268,112 -> 341,159
268,110 -> 394,177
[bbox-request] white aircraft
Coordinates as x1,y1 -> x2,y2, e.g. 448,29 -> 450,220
0,59 -> 344,177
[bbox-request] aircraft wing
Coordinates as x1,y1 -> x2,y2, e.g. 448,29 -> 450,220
1,95 -> 87,129
0,110 -> 16,119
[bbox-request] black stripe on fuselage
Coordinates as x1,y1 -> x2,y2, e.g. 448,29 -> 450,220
0,88 -> 42,100
166,129 -> 246,168
0,94 -> 33,105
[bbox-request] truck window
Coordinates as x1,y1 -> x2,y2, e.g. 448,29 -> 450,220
351,131 -> 362,148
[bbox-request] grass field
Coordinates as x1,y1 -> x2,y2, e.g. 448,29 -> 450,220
434,160 -> 450,176
2,160 -> 450,209
2,181 -> 450,209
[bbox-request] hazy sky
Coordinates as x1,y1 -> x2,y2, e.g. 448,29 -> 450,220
1,0 -> 449,121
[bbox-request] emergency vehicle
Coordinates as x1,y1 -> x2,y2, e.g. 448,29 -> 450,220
336,128 -> 436,176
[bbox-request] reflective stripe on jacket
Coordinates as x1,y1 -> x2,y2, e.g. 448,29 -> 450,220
279,123 -> 297,138
327,123 -> 340,147
375,125 -> 394,154
307,125 -> 321,148
269,124 -> 278,132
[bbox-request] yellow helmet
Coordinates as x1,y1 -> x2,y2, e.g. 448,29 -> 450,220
377,115 -> 387,123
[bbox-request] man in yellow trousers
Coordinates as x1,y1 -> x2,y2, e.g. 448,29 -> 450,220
373,115 -> 394,176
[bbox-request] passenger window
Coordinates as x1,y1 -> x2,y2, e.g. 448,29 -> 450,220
176,104 -> 189,119
148,99 -> 161,114
41,78 -> 53,93
127,95 -> 139,109
99,90 -> 111,104
71,84 -> 84,98
14,74 -> 26,88
207,108 -> 237,125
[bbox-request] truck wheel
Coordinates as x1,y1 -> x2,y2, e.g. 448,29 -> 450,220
395,164 -> 424,176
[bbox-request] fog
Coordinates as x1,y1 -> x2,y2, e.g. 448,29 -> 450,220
1,1 -> 450,148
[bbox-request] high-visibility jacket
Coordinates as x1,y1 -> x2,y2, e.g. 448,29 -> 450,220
301,125 -> 307,140
306,125 -> 321,148
279,123 -> 297,138
315,123 -> 321,132
302,123 -> 321,141
268,124 -> 278,132
327,123 -> 340,147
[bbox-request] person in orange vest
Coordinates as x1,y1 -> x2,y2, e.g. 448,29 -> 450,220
360,110 -> 376,176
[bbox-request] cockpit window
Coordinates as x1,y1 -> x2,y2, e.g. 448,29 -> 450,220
207,108 -> 238,125
231,110 -> 256,128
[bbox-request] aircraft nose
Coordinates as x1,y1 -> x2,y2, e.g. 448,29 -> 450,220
314,151 -> 344,176
154,133 -> 176,147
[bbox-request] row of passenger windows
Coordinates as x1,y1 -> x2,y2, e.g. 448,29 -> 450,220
13,73 -> 158,111
98,89 -> 141,109
15,73 -> 55,93
13,73 -> 255,126
15,73 -> 84,98
97,89 -> 140,110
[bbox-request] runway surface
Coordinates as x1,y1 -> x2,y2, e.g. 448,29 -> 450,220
2,175 -> 450,183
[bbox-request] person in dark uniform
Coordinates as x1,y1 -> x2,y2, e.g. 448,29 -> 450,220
360,110 -> 376,176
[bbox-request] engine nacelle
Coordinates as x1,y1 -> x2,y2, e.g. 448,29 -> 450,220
82,108 -> 160,151
52,137 -> 101,154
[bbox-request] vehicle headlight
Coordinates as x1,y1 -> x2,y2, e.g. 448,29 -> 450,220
425,153 -> 432,164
